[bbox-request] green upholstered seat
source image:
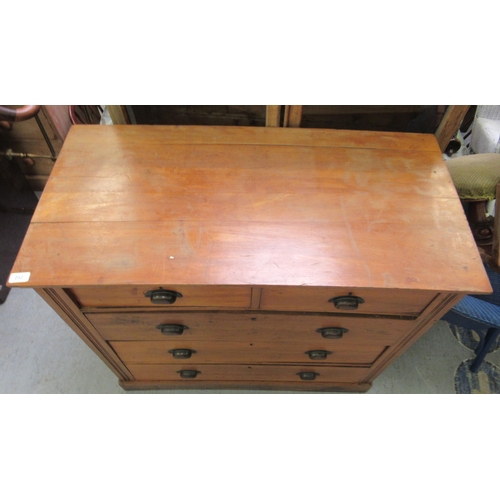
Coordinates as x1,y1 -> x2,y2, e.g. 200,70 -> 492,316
447,153 -> 500,200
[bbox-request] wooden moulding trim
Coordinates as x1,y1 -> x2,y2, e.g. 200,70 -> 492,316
80,306 -> 418,319
37,288 -> 134,381
119,380 -> 372,392
361,293 -> 463,383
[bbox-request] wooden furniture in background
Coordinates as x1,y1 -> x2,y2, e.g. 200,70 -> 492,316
8,125 -> 491,391
283,105 -> 303,127
0,105 -> 70,191
130,105 -> 445,132
265,106 -> 281,127
447,153 -> 500,257
435,105 -> 470,152
488,182 -> 500,271
69,106 -> 103,125
107,105 -> 130,125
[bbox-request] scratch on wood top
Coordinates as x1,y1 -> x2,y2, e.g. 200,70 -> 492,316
340,198 -> 373,286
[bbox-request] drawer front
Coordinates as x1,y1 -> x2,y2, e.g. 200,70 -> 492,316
260,287 -> 436,315
127,363 -> 369,383
89,311 -> 413,344
110,340 -> 387,365
68,285 -> 251,308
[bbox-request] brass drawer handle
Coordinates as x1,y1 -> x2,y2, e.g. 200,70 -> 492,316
144,288 -> 183,304
297,371 -> 319,381
168,348 -> 196,359
156,324 -> 189,335
329,294 -> 364,310
316,327 -> 348,339
305,350 -> 332,360
177,369 -> 201,379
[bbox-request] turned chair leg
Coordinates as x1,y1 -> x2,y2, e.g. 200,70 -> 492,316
466,201 -> 493,245
470,327 -> 500,373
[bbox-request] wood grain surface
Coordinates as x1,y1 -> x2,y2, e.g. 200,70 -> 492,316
10,125 -> 491,296
87,310 -> 414,343
125,363 -> 370,383
69,285 -> 251,308
110,339 -> 386,365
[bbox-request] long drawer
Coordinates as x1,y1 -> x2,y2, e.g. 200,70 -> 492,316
260,287 -> 436,315
68,285 -> 252,308
110,340 -> 387,365
127,363 -> 370,383
87,311 -> 414,344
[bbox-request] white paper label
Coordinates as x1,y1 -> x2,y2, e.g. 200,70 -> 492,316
8,272 -> 31,284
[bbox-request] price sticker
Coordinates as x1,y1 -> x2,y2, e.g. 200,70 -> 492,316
8,272 -> 31,284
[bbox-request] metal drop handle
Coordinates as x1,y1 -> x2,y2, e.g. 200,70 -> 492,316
297,371 -> 319,381
156,324 -> 189,335
177,370 -> 201,379
329,295 -> 364,310
316,327 -> 348,339
168,348 -> 196,359
144,289 -> 183,304
305,350 -> 332,360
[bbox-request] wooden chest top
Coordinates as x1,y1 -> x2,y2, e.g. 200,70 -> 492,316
10,125 -> 490,294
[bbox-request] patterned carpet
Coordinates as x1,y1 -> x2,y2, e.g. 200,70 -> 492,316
449,324 -> 500,394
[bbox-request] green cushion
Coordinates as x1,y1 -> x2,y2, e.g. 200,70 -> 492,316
447,153 -> 500,200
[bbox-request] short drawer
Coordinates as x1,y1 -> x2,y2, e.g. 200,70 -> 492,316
127,363 -> 369,384
68,285 -> 251,308
110,340 -> 387,365
260,287 -> 436,315
89,311 -> 413,345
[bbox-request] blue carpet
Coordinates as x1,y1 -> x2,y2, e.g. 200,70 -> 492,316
447,324 -> 500,393
449,323 -> 500,353
454,359 -> 500,394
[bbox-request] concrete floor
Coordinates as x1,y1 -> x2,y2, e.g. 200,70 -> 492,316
2,286 -> 499,394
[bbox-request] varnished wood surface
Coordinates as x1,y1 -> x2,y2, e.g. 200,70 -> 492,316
11,125 -> 491,295
110,340 -> 386,365
34,148 -> 461,222
72,283 -> 433,313
69,285 -> 251,308
87,310 -> 413,343
11,220 -> 488,291
36,288 -> 134,380
125,363 -> 370,384
361,292 -> 463,383
259,287 -> 435,314
56,124 -> 440,150
119,379 -> 372,392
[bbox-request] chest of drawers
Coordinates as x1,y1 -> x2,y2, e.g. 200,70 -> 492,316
9,125 -> 491,392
